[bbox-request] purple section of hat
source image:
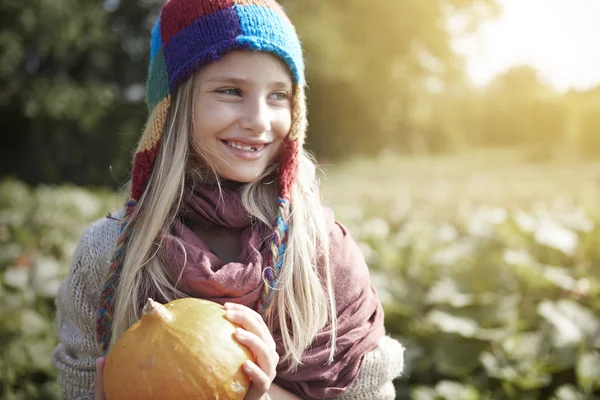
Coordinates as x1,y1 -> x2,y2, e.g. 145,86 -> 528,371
163,7 -> 243,90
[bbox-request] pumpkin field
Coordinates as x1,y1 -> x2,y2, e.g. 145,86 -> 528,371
2,150 -> 600,399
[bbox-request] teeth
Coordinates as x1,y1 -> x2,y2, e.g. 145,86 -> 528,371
225,140 -> 259,152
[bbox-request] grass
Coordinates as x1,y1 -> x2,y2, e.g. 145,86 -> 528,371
318,148 -> 600,220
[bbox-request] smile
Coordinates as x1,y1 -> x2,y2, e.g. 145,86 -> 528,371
222,140 -> 266,152
219,139 -> 269,160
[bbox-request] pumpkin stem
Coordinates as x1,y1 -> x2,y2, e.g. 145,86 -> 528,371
142,298 -> 174,322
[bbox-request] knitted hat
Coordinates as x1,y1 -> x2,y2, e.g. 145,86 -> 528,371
97,0 -> 307,354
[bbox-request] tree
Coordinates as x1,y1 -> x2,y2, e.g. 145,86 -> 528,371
0,0 -> 501,185
280,0 -> 500,158
478,66 -> 567,153
0,0 -> 161,186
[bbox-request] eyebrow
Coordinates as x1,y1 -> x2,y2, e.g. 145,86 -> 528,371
204,76 -> 291,88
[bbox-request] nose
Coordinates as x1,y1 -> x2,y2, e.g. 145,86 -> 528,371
239,97 -> 271,134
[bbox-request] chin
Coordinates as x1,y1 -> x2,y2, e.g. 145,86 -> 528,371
220,169 -> 265,184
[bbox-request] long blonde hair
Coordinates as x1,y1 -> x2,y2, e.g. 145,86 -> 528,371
109,72 -> 337,371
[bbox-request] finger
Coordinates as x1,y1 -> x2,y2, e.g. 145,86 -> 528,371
225,307 -> 276,351
95,358 -> 106,400
224,302 -> 265,328
235,328 -> 278,378
243,360 -> 271,393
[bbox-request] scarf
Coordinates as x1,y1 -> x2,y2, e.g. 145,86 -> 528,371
155,185 -> 385,399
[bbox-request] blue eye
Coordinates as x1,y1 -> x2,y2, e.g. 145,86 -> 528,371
270,92 -> 289,101
217,88 -> 242,96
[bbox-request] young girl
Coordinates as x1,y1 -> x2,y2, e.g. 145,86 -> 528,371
52,0 -> 404,399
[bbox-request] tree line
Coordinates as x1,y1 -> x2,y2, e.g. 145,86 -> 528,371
1,0 -> 597,188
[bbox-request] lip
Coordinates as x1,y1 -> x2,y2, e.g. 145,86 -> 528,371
220,138 -> 271,146
219,139 -> 269,160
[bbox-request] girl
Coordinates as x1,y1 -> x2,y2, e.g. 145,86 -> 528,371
52,0 -> 404,399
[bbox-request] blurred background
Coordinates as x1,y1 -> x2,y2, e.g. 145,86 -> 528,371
1,0 -> 600,399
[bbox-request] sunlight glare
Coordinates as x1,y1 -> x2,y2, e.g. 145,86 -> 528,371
453,0 -> 600,92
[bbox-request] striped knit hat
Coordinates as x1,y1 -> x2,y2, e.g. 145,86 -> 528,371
97,0 -> 307,354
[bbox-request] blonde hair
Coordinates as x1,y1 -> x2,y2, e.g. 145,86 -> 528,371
109,72 -> 337,371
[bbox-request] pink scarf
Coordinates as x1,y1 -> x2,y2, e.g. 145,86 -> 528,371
155,185 -> 385,399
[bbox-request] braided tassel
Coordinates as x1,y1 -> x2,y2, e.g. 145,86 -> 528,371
257,85 -> 304,314
96,200 -> 137,355
258,137 -> 299,314
259,197 -> 291,314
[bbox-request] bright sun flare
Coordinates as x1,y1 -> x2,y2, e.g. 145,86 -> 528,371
453,0 -> 600,92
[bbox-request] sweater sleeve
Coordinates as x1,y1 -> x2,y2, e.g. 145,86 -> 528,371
333,335 -> 404,400
52,216 -> 120,399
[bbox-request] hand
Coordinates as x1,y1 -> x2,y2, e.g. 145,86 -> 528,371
224,302 -> 279,400
95,357 -> 106,400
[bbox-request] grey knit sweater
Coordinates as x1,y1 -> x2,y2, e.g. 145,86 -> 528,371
52,213 -> 404,399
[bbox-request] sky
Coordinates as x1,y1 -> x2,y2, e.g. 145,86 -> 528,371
453,0 -> 600,92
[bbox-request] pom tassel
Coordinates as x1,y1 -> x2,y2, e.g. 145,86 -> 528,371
97,200 -> 137,355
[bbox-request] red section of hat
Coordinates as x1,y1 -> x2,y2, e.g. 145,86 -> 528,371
131,147 -> 159,201
278,138 -> 299,198
160,0 -> 235,45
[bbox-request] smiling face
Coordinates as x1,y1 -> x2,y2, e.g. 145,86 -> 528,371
191,50 -> 293,183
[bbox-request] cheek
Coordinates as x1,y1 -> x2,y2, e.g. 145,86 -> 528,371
270,140 -> 284,157
274,110 -> 293,140
193,102 -> 234,142
191,117 -> 211,150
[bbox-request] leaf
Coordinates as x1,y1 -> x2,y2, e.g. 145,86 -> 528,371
426,277 -> 476,307
6,340 -> 28,370
576,351 -> 600,393
3,266 -> 29,290
431,239 -> 475,266
538,300 -> 600,347
543,266 -> 579,291
511,366 -> 552,390
513,210 -> 537,233
480,351 -> 518,380
451,294 -> 520,329
427,310 -> 479,337
435,380 -> 480,399
546,343 -> 579,372
20,309 -> 48,336
552,384 -> 587,400
503,248 -> 537,267
411,386 -> 438,400
534,219 -> 578,256
25,338 -> 55,372
432,335 -> 487,377
466,206 -> 507,237
502,331 -> 547,361
360,217 -> 390,240
480,351 -> 552,390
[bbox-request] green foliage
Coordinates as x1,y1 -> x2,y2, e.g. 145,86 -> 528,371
2,171 -> 600,399
0,0 -> 158,186
5,0 -> 600,186
339,199 -> 600,399
1,0 -> 502,186
0,179 -> 118,399
279,0 -> 499,158
4,0 -> 600,187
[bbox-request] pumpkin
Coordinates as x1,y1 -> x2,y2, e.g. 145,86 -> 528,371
103,298 -> 253,400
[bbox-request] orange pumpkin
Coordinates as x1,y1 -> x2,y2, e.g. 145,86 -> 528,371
104,298 -> 253,400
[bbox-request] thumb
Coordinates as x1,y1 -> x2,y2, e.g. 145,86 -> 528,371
95,357 -> 106,400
